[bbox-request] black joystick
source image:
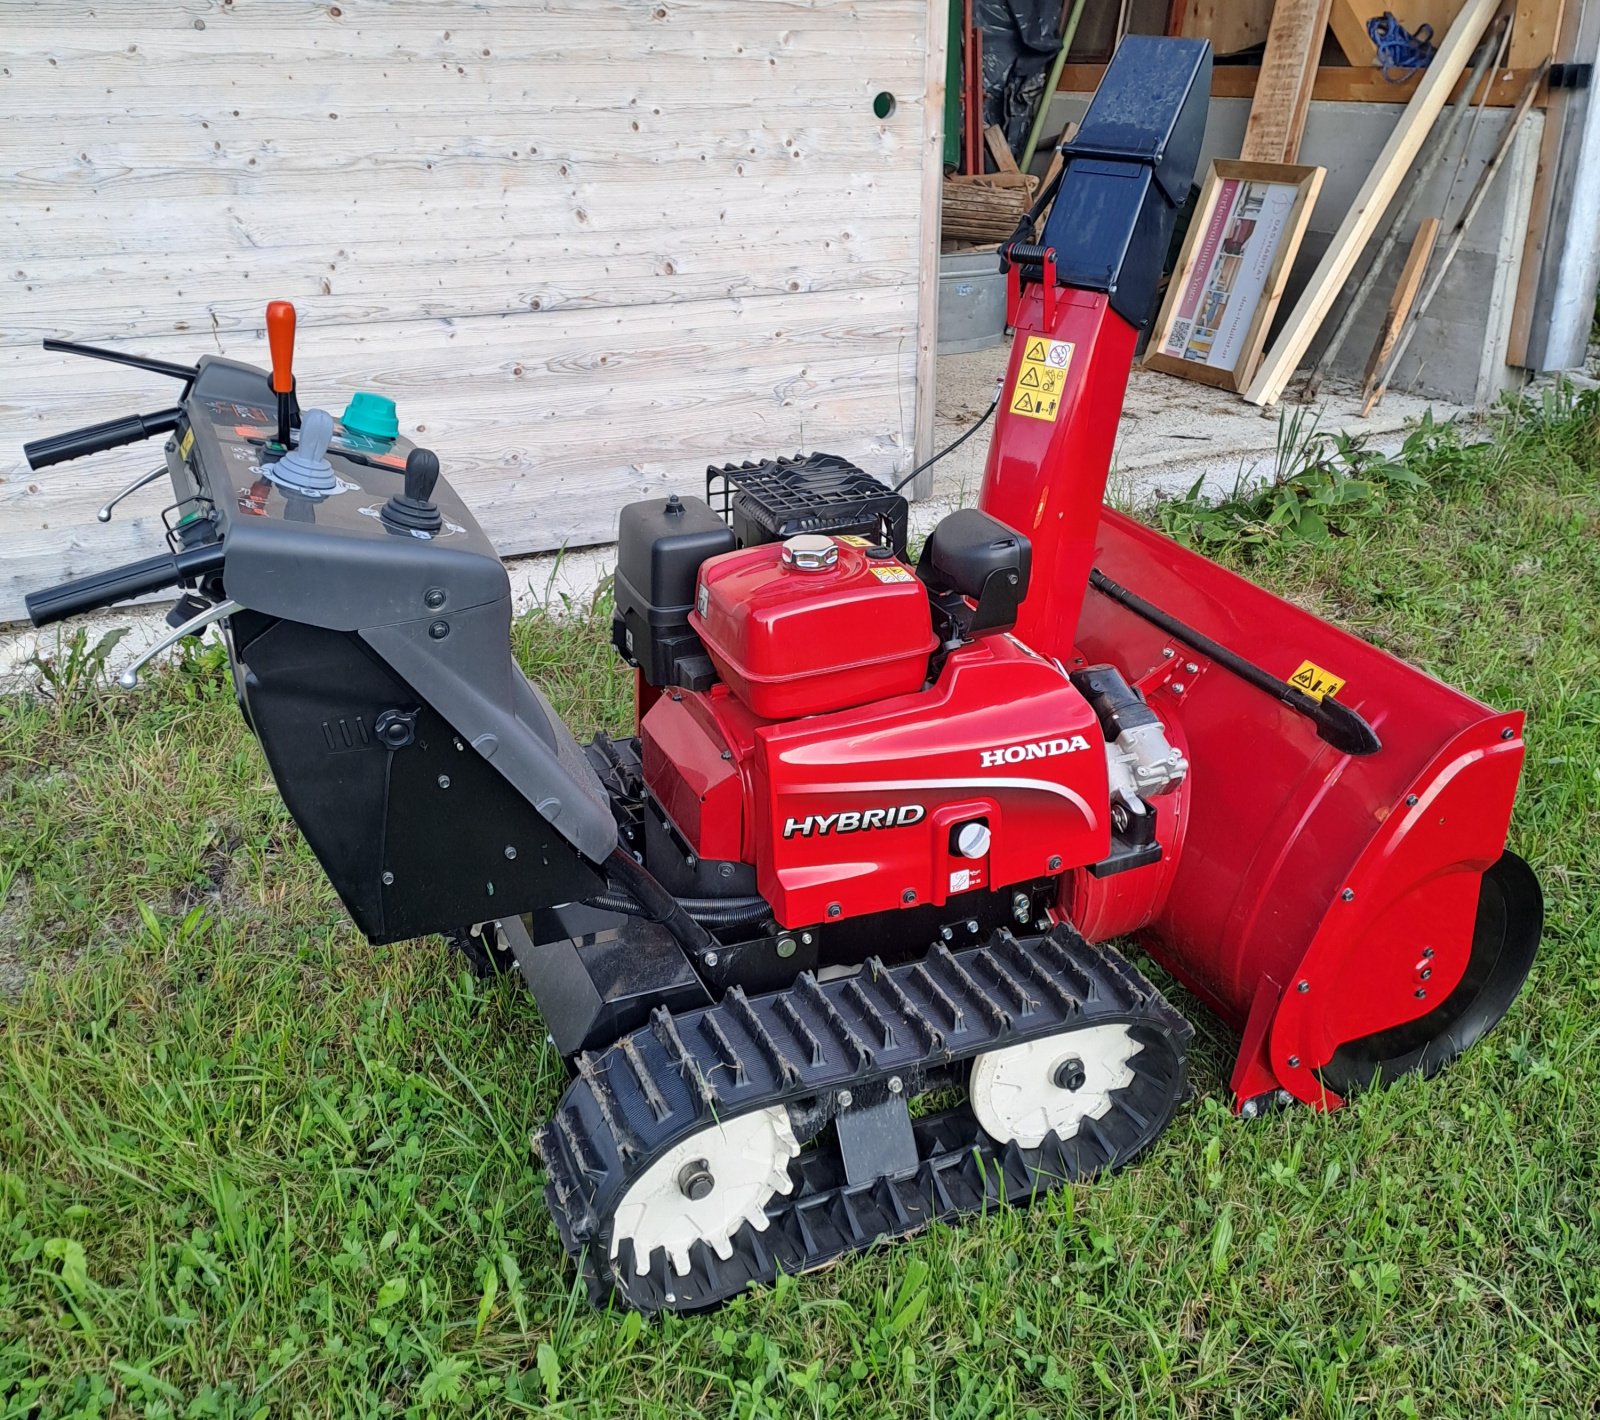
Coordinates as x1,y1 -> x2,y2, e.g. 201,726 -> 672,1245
381,448 -> 444,535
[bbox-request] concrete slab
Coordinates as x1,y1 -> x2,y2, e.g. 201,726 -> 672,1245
1,354 -> 1467,689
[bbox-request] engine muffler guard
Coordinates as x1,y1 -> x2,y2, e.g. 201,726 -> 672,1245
1067,510 -> 1540,1111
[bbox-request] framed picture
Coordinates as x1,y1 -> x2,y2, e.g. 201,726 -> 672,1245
1145,159 -> 1325,391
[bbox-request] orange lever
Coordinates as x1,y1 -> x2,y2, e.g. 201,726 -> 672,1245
266,300 -> 296,394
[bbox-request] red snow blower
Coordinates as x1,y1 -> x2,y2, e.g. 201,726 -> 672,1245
19,37 -> 1538,1314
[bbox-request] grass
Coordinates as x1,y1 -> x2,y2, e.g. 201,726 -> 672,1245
2,387 -> 1598,1418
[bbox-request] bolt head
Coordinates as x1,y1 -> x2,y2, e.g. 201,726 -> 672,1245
1419,966 -> 1432,980
1287,1055 -> 1301,1068
1405,794 -> 1419,807
827,903 -> 842,919
504,845 -> 517,860
965,919 -> 980,934
1501,727 -> 1514,740
703,951 -> 719,968
888,1076 -> 903,1094
437,774 -> 451,789
800,932 -> 813,945
424,587 -> 446,609
1240,1098 -> 1260,1119
1052,1056 -> 1086,1092
1047,855 -> 1063,872
1297,979 -> 1310,993
838,1089 -> 853,1109
1171,682 -> 1187,695
428,620 -> 449,640
677,1158 -> 715,1201
1415,987 -> 1427,999
1185,662 -> 1199,674
1341,888 -> 1355,902
902,888 -> 917,904
1422,947 -> 1435,958
1162,648 -> 1175,659
381,871 -> 395,886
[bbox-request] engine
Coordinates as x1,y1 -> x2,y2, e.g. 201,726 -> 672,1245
611,455 -> 1185,933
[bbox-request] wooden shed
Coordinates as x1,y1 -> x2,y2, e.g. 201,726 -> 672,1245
1,0 -> 947,623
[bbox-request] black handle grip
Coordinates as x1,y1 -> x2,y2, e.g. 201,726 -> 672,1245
25,544 -> 225,628
23,406 -> 184,471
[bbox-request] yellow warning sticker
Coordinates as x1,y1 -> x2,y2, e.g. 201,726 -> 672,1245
1289,659 -> 1346,701
837,534 -> 873,547
870,564 -> 915,584
179,428 -> 195,459
1009,338 -> 1075,421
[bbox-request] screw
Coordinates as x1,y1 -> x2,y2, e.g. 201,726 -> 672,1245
940,925 -> 954,942
504,845 -> 517,860
1500,727 -> 1514,740
1297,979 -> 1310,993
1162,648 -> 1175,659
965,919 -> 980,934
1419,967 -> 1432,980
677,1158 -> 715,1201
1405,793 -> 1419,806
437,774 -> 451,789
428,620 -> 449,639
888,1076 -> 903,1094
800,932 -> 813,945
454,737 -> 466,752
1341,888 -> 1355,902
838,1090 -> 853,1108
1012,891 -> 1031,925
1415,987 -> 1427,999
424,587 -> 446,609
686,855 -> 698,870
718,862 -> 735,878
1422,947 -> 1435,958
1274,1089 -> 1293,1107
1172,682 -> 1187,695
721,749 -> 733,760
827,903 -> 842,919
669,690 -> 683,701
704,951 -> 719,968
381,871 -> 395,886
1287,1055 -> 1301,1068
1240,1098 -> 1260,1119
1185,662 -> 1199,674
1053,1056 -> 1086,1092
1047,855 -> 1062,871
902,888 -> 917,904
776,937 -> 797,958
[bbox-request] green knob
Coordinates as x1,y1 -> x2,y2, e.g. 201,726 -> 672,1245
340,391 -> 398,445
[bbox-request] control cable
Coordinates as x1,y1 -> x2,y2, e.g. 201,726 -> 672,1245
889,387 -> 1001,496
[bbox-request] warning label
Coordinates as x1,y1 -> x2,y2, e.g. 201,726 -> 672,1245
1289,659 -> 1346,701
1009,338 -> 1074,421
870,564 -> 915,584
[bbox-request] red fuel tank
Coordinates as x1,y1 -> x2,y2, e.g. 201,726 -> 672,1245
690,536 -> 936,719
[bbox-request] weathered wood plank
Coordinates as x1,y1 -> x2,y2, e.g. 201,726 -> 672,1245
1239,0 -> 1334,164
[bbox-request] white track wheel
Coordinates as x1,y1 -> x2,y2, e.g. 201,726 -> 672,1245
608,1106 -> 800,1277
969,1022 -> 1142,1149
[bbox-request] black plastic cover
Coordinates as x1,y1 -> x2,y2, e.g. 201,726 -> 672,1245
917,509 -> 1032,635
708,452 -> 909,554
1039,35 -> 1212,328
612,493 -> 735,688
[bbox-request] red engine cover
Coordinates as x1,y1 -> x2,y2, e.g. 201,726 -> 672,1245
689,539 -> 936,719
641,635 -> 1110,929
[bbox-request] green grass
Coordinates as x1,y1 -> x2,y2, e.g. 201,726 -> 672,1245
2,388 -> 1598,1418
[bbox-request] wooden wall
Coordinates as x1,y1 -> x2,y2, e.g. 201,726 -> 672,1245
0,0 -> 944,622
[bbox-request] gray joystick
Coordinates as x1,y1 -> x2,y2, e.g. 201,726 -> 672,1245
266,408 -> 338,496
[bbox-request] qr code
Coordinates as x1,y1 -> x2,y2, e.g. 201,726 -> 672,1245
1166,319 -> 1191,353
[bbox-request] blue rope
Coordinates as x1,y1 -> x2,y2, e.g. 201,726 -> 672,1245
1367,12 -> 1437,83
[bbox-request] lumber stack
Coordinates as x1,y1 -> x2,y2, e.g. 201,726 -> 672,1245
942,173 -> 1039,244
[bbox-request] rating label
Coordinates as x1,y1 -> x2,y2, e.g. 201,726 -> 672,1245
1009,338 -> 1074,421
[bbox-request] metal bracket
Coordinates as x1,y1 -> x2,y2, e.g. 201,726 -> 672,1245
834,1079 -> 919,1186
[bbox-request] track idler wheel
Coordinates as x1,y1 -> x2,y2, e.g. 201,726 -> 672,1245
1319,851 -> 1543,1095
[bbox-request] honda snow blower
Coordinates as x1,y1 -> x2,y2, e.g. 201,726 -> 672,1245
20,38 -> 1539,1314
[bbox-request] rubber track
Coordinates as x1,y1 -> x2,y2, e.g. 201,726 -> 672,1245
536,925 -> 1192,1313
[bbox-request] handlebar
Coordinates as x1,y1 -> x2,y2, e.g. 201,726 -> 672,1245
24,406 -> 184,471
25,544 -> 226,628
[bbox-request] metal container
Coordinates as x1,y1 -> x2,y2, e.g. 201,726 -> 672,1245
937,249 -> 1007,354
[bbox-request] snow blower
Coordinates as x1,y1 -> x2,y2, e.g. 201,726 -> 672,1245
20,37 -> 1539,1314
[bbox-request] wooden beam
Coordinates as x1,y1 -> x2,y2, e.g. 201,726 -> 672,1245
1506,0 -> 1572,364
1509,0 -> 1566,67
984,122 -> 1020,173
1360,216 -> 1440,391
1240,0 -> 1335,163
1171,0 -> 1275,54
1053,61 -> 1547,105
1243,0 -> 1500,406
915,0 -> 951,495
